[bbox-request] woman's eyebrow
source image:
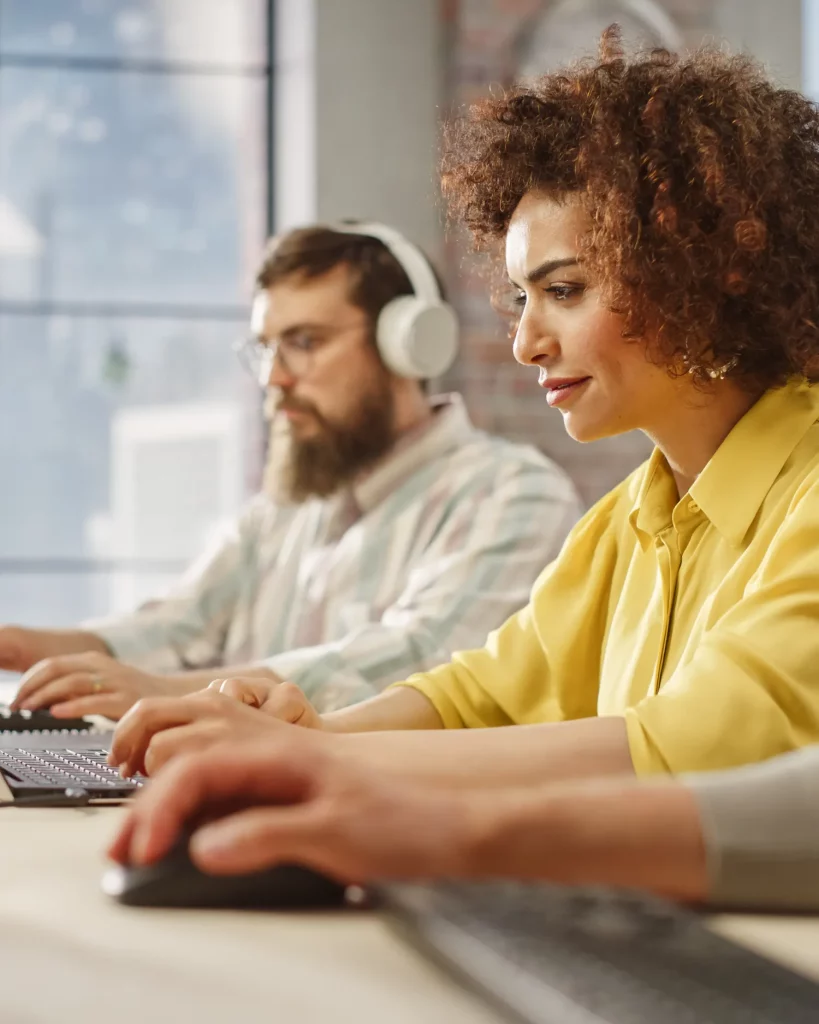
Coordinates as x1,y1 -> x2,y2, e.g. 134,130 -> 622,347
506,257 -> 580,289
524,257 -> 580,284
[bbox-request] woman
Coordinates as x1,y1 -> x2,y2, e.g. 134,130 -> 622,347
112,32 -> 819,789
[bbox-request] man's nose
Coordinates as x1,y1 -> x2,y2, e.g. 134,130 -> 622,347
262,346 -> 295,389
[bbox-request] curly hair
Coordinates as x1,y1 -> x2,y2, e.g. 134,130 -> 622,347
441,28 -> 819,390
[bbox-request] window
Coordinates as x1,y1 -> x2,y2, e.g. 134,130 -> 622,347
512,0 -> 681,79
805,0 -> 819,99
0,0 -> 272,626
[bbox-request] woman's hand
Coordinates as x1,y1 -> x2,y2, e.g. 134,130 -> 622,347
206,677 -> 325,729
109,689 -> 303,777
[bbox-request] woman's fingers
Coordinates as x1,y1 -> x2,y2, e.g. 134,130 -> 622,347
214,677 -> 271,708
144,720 -> 227,776
109,697 -> 211,774
260,682 -> 323,728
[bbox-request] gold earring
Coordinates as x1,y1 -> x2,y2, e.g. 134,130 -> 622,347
706,356 -> 739,380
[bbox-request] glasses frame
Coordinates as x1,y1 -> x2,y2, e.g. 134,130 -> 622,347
233,318 -> 372,386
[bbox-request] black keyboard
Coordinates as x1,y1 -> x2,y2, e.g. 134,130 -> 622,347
0,747 -> 145,801
0,706 -> 92,734
380,882 -> 819,1024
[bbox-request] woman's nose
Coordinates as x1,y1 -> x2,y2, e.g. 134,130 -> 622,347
512,310 -> 560,368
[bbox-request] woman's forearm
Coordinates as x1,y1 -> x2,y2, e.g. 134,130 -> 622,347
336,715 -> 635,789
323,685 -> 444,732
465,775 -> 708,900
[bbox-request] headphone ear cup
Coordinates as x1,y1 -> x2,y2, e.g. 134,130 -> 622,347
376,296 -> 459,379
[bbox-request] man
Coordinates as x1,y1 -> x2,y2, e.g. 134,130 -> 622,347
110,726 -> 819,913
6,222 -> 581,720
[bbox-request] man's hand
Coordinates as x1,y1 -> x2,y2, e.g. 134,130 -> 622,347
107,737 -> 476,884
207,677 -> 324,729
11,651 -> 179,720
109,690 -> 296,777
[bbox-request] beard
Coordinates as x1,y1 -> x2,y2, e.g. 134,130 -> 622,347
263,376 -> 398,504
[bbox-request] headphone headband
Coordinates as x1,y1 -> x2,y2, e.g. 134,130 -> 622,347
330,220 -> 443,305
257,220 -> 458,380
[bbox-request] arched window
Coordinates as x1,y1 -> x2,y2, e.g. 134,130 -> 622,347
513,0 -> 682,80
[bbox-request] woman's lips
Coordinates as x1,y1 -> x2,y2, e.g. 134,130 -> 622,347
541,376 -> 592,407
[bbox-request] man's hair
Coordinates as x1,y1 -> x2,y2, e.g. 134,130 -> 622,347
255,224 -> 445,332
441,27 -> 819,390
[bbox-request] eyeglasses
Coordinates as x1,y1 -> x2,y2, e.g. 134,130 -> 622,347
233,330 -> 317,385
233,321 -> 369,386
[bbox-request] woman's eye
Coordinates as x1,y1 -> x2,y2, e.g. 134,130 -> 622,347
546,284 -> 583,301
511,291 -> 527,308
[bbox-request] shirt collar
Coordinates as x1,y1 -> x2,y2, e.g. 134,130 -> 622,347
630,380 -> 819,549
350,393 -> 478,514
628,448 -> 679,547
690,380 -> 819,546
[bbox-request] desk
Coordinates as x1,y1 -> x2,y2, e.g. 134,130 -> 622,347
0,806 -> 506,1024
2,809 -> 819,1024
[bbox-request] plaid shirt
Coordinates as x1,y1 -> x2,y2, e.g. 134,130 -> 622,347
87,395 -> 582,711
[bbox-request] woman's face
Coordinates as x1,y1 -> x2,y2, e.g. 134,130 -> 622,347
505,190 -> 684,443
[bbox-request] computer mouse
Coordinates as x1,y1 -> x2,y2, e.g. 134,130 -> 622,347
101,832 -> 349,910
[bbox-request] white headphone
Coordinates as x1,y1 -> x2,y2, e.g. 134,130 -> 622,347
331,221 -> 459,379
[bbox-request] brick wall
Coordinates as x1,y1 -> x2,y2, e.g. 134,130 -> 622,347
440,0 -> 715,506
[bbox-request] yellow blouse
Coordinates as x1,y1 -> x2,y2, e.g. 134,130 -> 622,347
397,381 -> 819,775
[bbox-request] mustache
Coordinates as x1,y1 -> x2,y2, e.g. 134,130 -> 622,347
263,392 -> 319,421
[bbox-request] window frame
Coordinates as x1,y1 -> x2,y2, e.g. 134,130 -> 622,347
0,0 -> 275,578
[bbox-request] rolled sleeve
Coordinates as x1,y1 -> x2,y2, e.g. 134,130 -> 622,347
82,501 -> 268,672
625,507 -> 819,775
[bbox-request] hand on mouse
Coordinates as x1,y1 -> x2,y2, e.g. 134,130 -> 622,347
12,650 -> 185,720
109,689 -> 298,777
107,736 -> 477,884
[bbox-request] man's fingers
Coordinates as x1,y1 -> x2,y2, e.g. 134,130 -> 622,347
110,740 -> 318,866
13,656 -> 81,708
16,673 -> 101,712
189,804 -> 336,876
50,694 -> 131,721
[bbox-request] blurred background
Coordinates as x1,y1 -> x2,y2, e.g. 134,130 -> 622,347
0,0 -> 814,626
